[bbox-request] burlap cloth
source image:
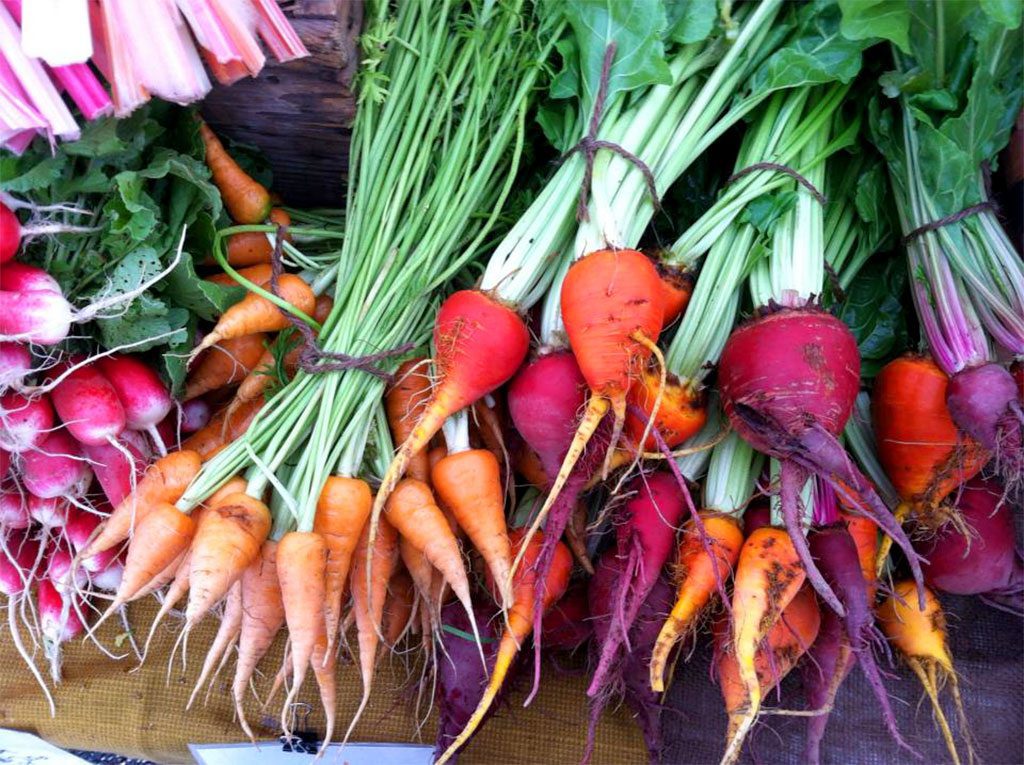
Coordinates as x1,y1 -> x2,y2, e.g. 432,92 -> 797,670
1,594 -> 1019,764
0,598 -> 643,764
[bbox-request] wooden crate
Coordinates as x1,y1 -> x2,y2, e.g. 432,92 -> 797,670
200,1 -> 360,208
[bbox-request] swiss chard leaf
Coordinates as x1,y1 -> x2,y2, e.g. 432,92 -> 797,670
740,190 -> 798,238
665,0 -> 717,44
837,0 -> 910,53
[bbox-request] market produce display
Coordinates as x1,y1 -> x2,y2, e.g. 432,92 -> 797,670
1,1 -> 1021,764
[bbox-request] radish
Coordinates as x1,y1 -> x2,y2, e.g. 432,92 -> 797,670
82,430 -> 149,506
20,427 -> 92,498
63,506 -> 118,574
0,447 -> 9,481
0,202 -> 97,263
96,354 -> 173,453
38,576 -> 86,683
585,560 -> 672,765
0,262 -> 62,294
28,494 -> 69,529
89,553 -> 124,593
0,342 -> 33,388
0,391 -> 54,452
0,532 -> 39,596
586,471 -> 685,701
916,476 -> 1023,613
154,397 -> 210,450
47,545 -> 88,595
0,491 -> 30,529
49,358 -> 126,446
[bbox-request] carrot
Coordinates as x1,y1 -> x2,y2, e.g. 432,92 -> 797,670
840,511 -> 878,598
203,476 -> 250,509
565,501 -> 593,575
310,631 -> 337,753
512,440 -> 549,490
199,122 -> 272,224
228,295 -> 333,417
385,358 -> 432,483
225,208 -> 292,266
383,567 -> 417,647
186,493 -> 272,627
625,369 -> 706,450
233,540 -> 286,742
471,398 -> 508,479
344,515 -> 399,745
715,584 -> 821,760
204,263 -> 274,288
314,475 -> 371,649
183,396 -> 265,461
187,581 -> 243,709
399,535 -> 436,615
383,478 -> 481,651
193,275 -> 316,357
649,513 -> 743,692
370,290 -> 529,570
878,581 -> 974,765
517,249 -> 664,577
276,530 -> 328,724
723,526 -> 806,765
185,333 -> 269,401
435,528 -> 572,764
872,355 -> 989,522
431,449 -> 513,608
79,450 -> 202,559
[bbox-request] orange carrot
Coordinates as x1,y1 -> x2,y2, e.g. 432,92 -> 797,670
471,398 -> 508,479
204,263 -> 274,288
516,249 -> 664,577
841,511 -> 878,598
873,355 -> 989,521
314,475 -> 371,648
431,450 -> 513,608
276,530 -> 328,720
194,275 -> 316,357
225,208 -> 292,266
186,493 -> 272,627
512,440 -> 549,490
383,567 -> 417,647
624,369 -> 706,450
565,501 -> 593,575
383,479 -> 478,642
716,584 -> 821,760
79,450 -> 202,559
650,513 -> 743,692
187,581 -> 243,709
183,396 -> 265,461
234,540 -> 286,741
878,581 -> 973,765
435,528 -> 572,764
399,535 -> 436,615
310,631 -> 337,753
185,333 -> 268,401
345,515 -> 399,744
723,526 -> 806,765
385,358 -> 432,483
199,122 -> 272,224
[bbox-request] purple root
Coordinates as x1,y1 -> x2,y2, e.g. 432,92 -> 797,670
779,461 -> 845,617
587,541 -> 644,699
802,607 -> 851,765
947,363 -> 1017,448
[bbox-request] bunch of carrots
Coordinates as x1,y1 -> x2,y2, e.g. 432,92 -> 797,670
2,1 -> 1022,764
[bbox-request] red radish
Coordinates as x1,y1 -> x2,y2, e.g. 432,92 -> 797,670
717,306 -> 923,610
519,249 -> 665,578
47,545 -> 88,595
82,431 -> 149,506
0,532 -> 39,596
180,398 -> 211,432
371,289 -> 530,558
89,554 -> 124,592
28,495 -> 69,529
585,566 -> 672,765
0,392 -> 54,452
49,358 -> 126,446
96,354 -> 173,451
63,507 -> 118,574
0,342 -> 32,388
20,428 -> 92,498
0,288 -> 73,345
0,203 -> 95,263
0,262 -> 62,294
38,577 -> 86,682
0,447 -> 9,481
915,476 -> 1023,612
587,471 -> 686,700
0,491 -> 30,529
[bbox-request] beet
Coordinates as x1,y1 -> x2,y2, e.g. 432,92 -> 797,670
540,581 -> 592,651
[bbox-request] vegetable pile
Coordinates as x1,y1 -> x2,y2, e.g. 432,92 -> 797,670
1,1 -> 1022,764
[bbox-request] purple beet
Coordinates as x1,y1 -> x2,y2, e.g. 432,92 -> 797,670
435,600 -> 513,762
540,581 -> 592,651
585,553 -> 672,764
916,476 -> 1023,613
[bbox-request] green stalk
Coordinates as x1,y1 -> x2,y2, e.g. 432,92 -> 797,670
843,392 -> 900,509
703,430 -> 763,517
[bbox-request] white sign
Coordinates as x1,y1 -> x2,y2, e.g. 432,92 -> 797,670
189,742 -> 435,765
0,729 -> 87,765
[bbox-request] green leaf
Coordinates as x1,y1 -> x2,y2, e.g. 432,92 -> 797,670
96,298 -> 189,353
559,0 -> 673,128
837,0 -> 910,52
63,118 -> 129,157
0,155 -> 67,193
740,190 -> 798,237
161,249 -> 243,323
104,172 -> 161,242
161,314 -> 196,397
980,0 -> 1022,29
942,66 -> 1019,166
666,0 -> 717,44
915,118 -> 977,214
837,257 -> 909,377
